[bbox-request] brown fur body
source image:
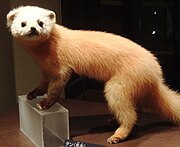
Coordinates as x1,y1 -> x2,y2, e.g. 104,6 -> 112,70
23,25 -> 180,143
7,6 -> 180,144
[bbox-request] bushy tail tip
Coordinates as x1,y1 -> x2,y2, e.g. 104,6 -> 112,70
155,84 -> 180,124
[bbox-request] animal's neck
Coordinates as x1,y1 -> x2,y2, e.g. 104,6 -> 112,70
19,26 -> 60,74
21,26 -> 58,57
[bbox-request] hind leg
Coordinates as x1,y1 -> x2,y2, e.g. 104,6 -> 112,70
104,78 -> 137,144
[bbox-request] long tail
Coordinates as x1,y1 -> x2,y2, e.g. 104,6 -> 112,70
154,83 -> 180,124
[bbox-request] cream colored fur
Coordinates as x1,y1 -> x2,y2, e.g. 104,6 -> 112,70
7,6 -> 180,144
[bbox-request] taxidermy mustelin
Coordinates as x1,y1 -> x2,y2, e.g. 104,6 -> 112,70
7,6 -> 180,144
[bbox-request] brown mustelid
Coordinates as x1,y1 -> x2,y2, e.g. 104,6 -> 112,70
7,6 -> 180,144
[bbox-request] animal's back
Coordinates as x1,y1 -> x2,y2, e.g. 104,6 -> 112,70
56,25 -> 162,82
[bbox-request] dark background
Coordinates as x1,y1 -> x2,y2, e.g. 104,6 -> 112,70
61,0 -> 180,101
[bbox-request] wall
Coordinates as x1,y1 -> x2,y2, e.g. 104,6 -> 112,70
0,1 -> 16,111
178,1 -> 180,57
10,0 -> 62,96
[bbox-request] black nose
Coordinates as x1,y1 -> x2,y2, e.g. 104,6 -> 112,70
31,27 -> 36,32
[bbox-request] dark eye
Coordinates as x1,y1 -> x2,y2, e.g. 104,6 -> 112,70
38,21 -> 44,28
21,22 -> 26,27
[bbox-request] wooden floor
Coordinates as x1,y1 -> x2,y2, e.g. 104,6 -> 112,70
1,98 -> 180,147
0,106 -> 35,147
0,98 -> 109,147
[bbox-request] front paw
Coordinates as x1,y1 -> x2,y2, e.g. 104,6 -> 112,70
27,91 -> 37,100
36,98 -> 56,110
27,88 -> 42,100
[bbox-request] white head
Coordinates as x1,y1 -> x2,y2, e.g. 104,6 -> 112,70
7,6 -> 56,41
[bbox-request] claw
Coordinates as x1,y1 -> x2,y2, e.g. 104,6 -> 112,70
36,98 -> 56,110
27,92 -> 36,100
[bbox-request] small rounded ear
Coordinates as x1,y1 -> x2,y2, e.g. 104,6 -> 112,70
48,11 -> 56,22
7,9 -> 18,28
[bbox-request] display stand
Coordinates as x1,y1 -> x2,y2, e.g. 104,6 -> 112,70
18,95 -> 69,147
